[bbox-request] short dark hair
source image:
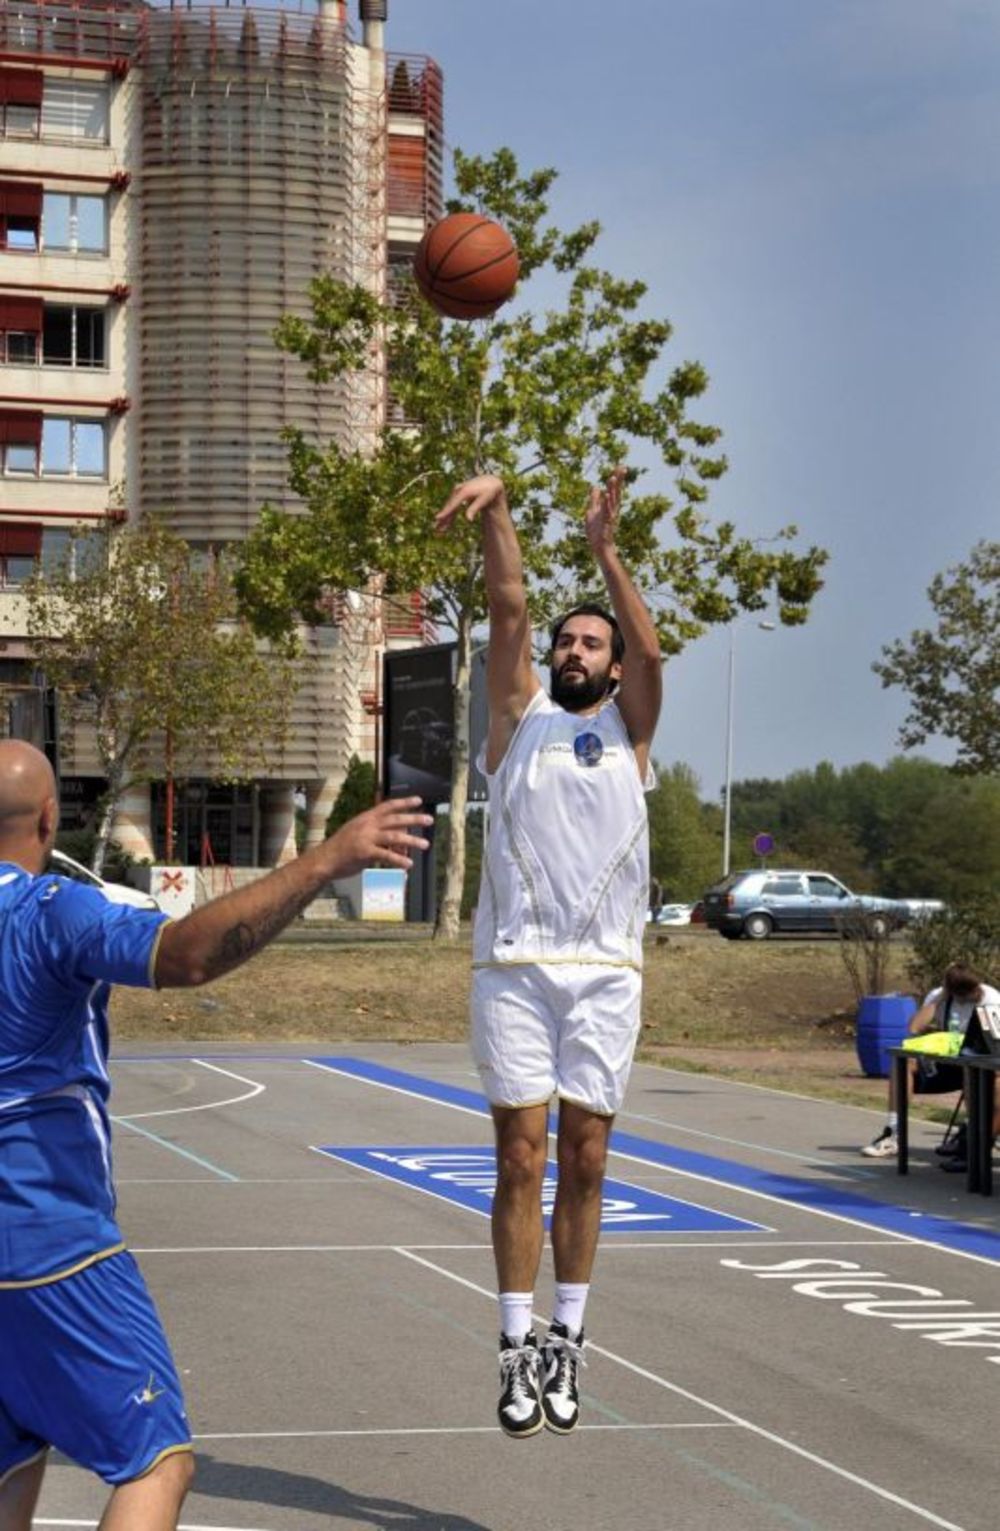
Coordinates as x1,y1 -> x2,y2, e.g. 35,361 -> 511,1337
944,962 -> 982,1001
549,603 -> 625,665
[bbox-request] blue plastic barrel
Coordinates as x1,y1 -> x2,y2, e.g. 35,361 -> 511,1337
855,994 -> 917,1078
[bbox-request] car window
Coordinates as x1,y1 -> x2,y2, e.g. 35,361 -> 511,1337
761,877 -> 804,896
807,876 -> 846,898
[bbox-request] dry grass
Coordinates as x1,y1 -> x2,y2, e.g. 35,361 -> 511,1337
111,926 -> 935,1115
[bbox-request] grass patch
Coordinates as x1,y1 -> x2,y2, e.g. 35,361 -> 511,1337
113,928 -> 940,1117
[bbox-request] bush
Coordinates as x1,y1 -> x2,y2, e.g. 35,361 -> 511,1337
54,829 -> 135,884
326,755 -> 376,836
906,895 -> 1000,995
836,910 -> 894,1003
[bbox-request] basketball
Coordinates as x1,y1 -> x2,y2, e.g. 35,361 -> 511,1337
413,212 -> 519,321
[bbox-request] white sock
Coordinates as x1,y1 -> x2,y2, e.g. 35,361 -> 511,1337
499,1292 -> 534,1345
552,1281 -> 589,1336
887,1112 -> 899,1131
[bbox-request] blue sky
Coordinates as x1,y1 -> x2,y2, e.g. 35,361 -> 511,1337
384,0 -> 1000,800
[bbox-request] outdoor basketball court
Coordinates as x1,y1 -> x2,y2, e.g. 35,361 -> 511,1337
32,1042 -> 1000,1531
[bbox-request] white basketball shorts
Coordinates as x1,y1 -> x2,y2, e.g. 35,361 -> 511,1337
470,962 -> 643,1118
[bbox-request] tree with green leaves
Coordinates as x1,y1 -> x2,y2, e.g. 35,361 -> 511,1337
646,762 -> 722,900
24,519 -> 295,873
873,540 -> 999,775
236,147 -> 828,937
326,753 -> 376,835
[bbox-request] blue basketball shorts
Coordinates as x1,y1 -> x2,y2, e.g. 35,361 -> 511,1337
0,1249 -> 191,1487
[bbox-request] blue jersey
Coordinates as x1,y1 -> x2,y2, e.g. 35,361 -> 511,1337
0,862 -> 168,1284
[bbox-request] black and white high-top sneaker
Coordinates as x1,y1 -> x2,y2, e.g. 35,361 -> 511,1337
497,1332 -> 543,1438
541,1321 -> 585,1433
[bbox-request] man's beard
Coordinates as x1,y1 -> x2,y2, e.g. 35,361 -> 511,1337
550,662 -> 615,713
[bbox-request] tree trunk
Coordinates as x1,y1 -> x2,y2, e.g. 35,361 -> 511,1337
91,761 -> 123,875
435,610 -> 473,940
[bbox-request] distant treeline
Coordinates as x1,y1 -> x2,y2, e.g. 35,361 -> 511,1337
650,757 -> 999,904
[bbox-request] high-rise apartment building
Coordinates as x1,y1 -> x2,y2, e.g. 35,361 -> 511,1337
0,0 -> 442,866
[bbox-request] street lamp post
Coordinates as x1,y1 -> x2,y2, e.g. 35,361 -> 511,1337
722,620 -> 775,877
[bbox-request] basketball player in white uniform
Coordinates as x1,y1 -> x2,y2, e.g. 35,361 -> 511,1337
436,470 -> 662,1438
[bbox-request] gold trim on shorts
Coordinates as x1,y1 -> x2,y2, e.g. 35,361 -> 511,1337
128,1442 -> 194,1482
556,1091 -> 617,1119
0,1242 -> 126,1291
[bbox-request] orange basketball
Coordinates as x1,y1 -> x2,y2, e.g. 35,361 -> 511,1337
413,212 -> 519,321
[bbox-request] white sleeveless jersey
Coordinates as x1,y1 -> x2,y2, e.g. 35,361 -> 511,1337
473,690 -> 652,969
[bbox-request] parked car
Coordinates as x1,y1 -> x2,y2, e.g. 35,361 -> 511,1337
702,869 -> 921,941
654,903 -> 693,926
897,898 -> 947,922
49,848 -> 162,912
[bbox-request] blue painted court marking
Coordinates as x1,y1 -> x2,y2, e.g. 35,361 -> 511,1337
317,1145 -> 763,1234
308,1057 -> 1000,1264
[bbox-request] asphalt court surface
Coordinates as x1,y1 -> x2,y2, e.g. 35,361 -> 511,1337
31,1042 -> 1000,1531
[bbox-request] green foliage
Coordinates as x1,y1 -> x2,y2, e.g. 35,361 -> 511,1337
54,830 -> 134,885
236,146 -> 827,653
238,145 -> 828,935
906,895 -> 1000,996
434,808 -> 484,920
24,518 -> 296,871
326,755 -> 377,835
728,757 -> 999,902
873,540 -> 999,775
647,762 -> 722,899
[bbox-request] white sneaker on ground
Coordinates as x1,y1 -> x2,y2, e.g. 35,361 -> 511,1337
861,1127 -> 899,1158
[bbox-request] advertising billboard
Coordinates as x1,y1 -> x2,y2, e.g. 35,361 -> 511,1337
383,642 -> 455,804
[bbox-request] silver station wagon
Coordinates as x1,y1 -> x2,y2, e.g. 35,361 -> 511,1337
702,869 -> 925,941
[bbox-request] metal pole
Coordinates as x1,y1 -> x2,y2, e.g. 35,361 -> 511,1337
722,626 -> 735,877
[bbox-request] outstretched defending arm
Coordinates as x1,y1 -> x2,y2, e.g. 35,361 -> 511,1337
154,798 -> 431,988
586,470 -> 663,774
436,475 -> 540,772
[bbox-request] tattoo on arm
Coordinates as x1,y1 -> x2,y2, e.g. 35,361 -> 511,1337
207,891 -> 312,978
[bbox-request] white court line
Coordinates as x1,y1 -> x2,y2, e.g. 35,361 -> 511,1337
129,1237 -> 916,1254
36,1524 -> 270,1531
394,1247 -> 967,1531
619,1104 -> 883,1174
305,1058 -> 1000,1271
192,1422 -> 733,1439
115,1061 -> 266,1121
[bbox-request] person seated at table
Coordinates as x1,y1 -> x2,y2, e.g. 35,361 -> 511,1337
861,963 -> 1000,1165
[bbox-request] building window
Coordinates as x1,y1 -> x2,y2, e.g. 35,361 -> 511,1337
0,522 -> 43,588
0,181 -> 42,253
0,69 -> 42,140
39,526 -> 106,579
0,297 -> 43,363
41,80 -> 109,144
0,410 -> 42,475
2,102 -> 40,138
40,417 -> 107,478
42,192 -> 108,255
4,331 -> 37,363
42,306 -> 106,369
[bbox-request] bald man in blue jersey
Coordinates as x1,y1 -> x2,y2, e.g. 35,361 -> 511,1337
0,740 -> 430,1531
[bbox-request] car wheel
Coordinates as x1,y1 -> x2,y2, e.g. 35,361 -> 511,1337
743,912 -> 773,941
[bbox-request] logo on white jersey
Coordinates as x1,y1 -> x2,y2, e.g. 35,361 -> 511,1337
573,732 -> 604,767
